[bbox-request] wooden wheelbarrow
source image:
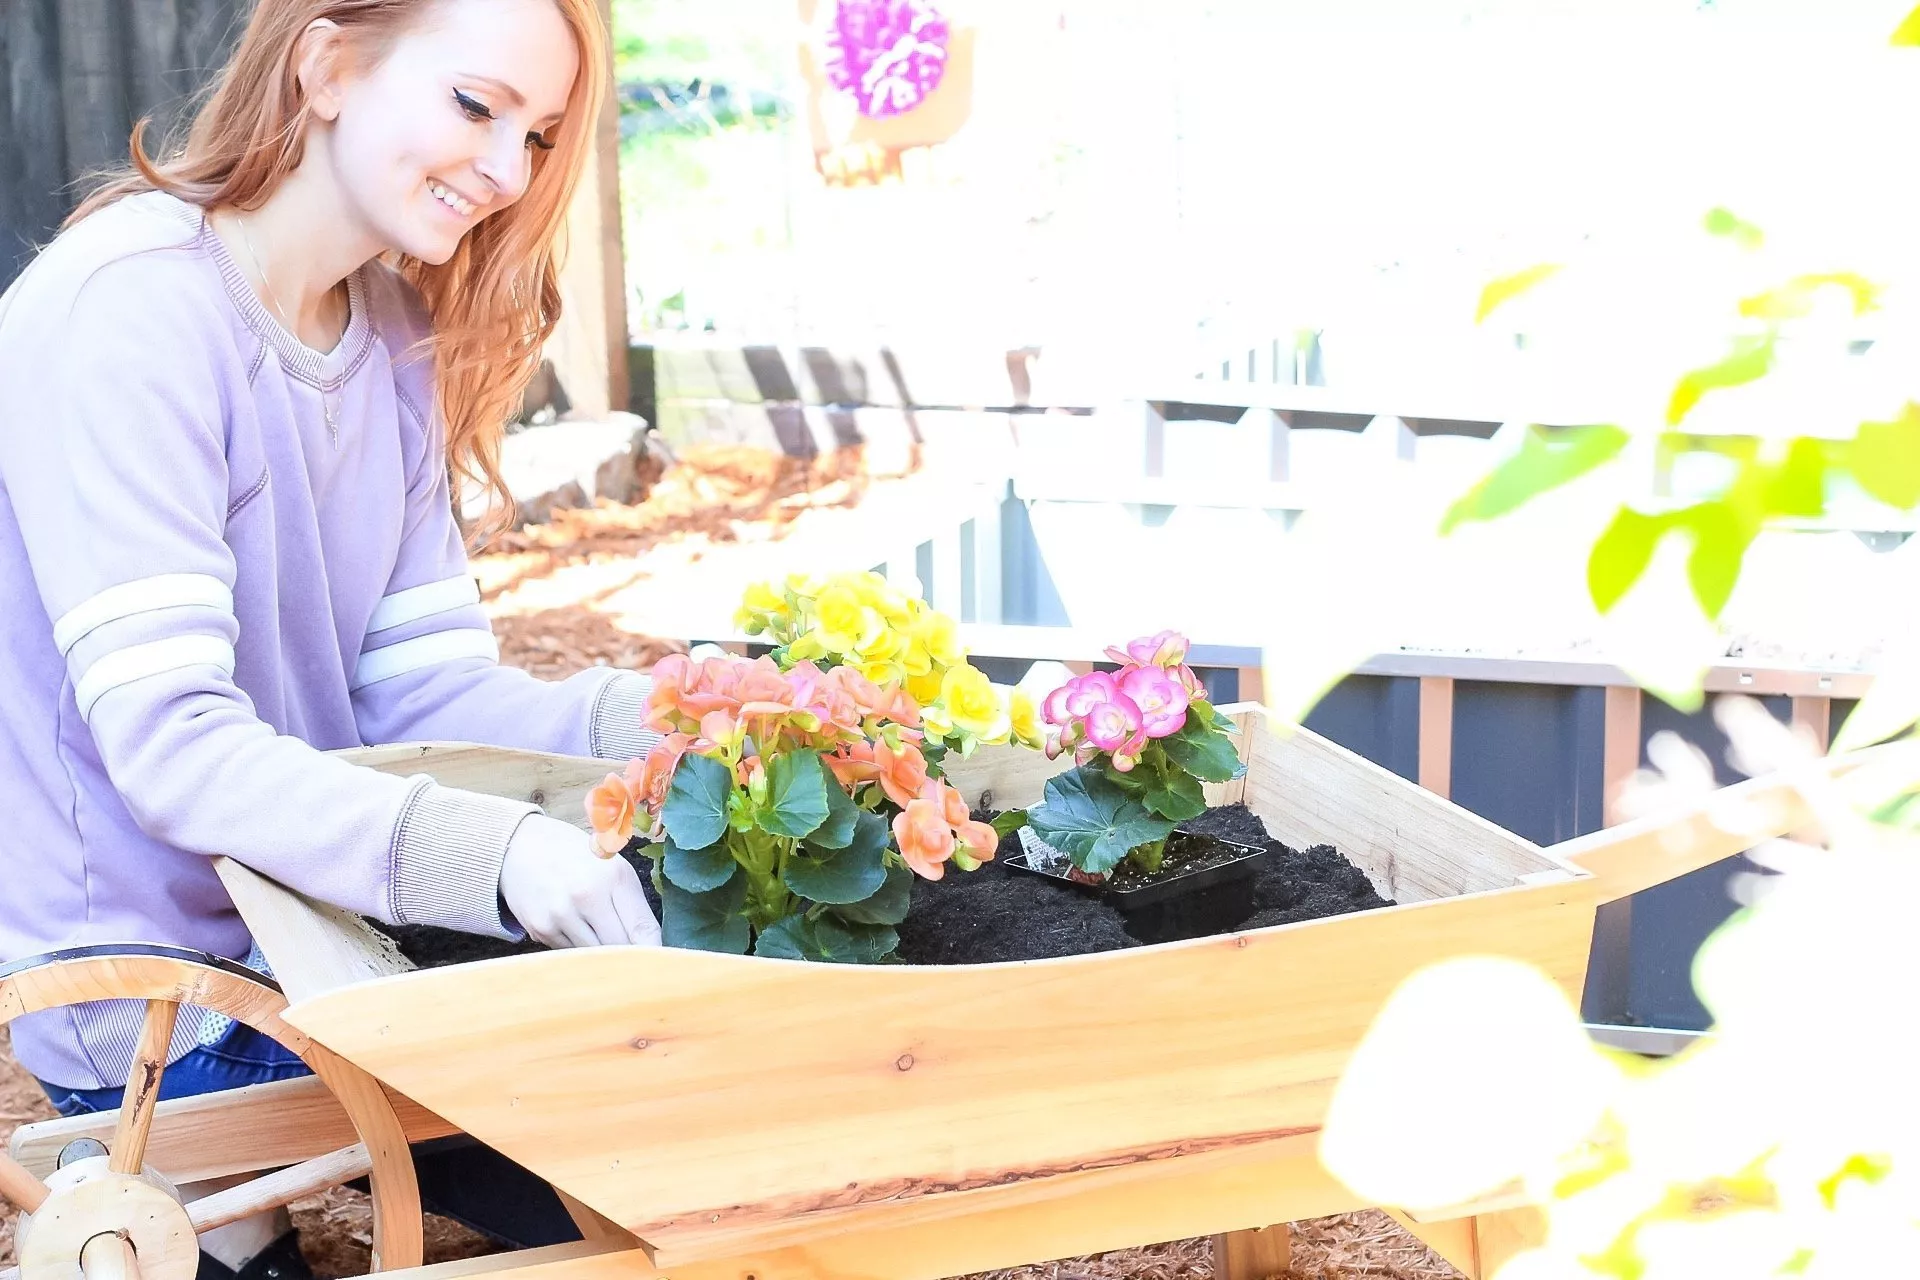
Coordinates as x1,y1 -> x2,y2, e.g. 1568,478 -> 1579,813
2,704 -> 1851,1280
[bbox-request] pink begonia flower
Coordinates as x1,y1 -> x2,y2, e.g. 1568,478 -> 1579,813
1104,630 -> 1189,670
1044,670 -> 1119,725
1120,665 -> 1190,739
1082,694 -> 1144,753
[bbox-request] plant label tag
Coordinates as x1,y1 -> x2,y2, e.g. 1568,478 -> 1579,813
1017,826 -> 1073,873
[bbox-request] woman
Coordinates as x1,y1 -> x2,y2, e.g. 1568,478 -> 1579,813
0,1 -> 660,1273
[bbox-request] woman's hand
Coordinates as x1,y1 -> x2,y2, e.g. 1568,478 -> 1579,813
497,814 -> 662,948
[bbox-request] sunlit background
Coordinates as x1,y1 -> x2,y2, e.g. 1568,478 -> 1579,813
616,0 -> 1920,399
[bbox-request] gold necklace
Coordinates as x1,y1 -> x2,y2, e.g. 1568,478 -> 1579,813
237,214 -> 341,447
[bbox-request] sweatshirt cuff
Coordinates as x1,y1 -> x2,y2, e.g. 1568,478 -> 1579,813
589,670 -> 664,761
389,780 -> 540,938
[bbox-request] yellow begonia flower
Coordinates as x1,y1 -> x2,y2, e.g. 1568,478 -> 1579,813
741,580 -> 786,615
916,612 -> 966,668
859,659 -> 904,686
942,664 -> 1010,742
1008,687 -> 1045,749
813,584 -> 875,654
907,672 -> 944,705
921,703 -> 954,741
900,639 -> 935,679
854,620 -> 905,664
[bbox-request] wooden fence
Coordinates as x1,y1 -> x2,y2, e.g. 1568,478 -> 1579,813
0,0 -> 247,289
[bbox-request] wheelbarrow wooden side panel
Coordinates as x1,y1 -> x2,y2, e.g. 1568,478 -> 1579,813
238,706 -> 1593,1262
357,1128 -> 1356,1280
283,875 -> 1595,1260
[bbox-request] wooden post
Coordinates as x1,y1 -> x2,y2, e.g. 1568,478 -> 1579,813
1366,414 -> 1417,462
1211,1224 -> 1291,1280
1418,676 -> 1454,800
971,486 -> 1003,624
1791,695 -> 1831,755
542,0 -> 629,420
1602,685 -> 1642,826
1141,400 -> 1168,478
1392,1205 -> 1548,1280
1232,405 -> 1290,483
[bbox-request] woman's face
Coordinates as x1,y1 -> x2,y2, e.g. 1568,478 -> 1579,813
324,0 -> 580,264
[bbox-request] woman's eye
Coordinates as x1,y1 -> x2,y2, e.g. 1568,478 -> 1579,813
453,90 -> 493,122
527,132 -> 556,152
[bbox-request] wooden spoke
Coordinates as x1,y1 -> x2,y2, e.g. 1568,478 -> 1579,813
185,1145 -> 373,1235
78,1232 -> 141,1280
0,1150 -> 51,1214
109,1000 -> 179,1176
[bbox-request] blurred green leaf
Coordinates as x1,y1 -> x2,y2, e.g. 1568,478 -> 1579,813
1739,272 -> 1881,320
1703,206 -> 1765,250
1475,263 -> 1563,323
1833,628 -> 1920,752
1441,424 -> 1630,534
1588,508 -> 1669,614
1683,501 -> 1757,620
1817,1153 -> 1893,1209
1704,206 -> 1758,249
1760,438 -> 1831,519
1893,4 -> 1920,44
1668,335 -> 1776,426
1849,403 -> 1920,509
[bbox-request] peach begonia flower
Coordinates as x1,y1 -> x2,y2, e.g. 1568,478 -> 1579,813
632,733 -> 691,814
585,772 -> 638,856
893,793 -> 956,880
827,739 -> 881,787
875,738 -> 931,809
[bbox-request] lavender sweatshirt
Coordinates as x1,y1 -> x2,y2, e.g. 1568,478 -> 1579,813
0,191 -> 658,1088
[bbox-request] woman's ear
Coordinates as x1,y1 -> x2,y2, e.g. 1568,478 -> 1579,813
295,18 -> 348,122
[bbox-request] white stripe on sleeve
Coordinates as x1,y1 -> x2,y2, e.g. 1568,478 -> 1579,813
53,573 -> 233,655
365,575 -> 482,635
352,629 -> 498,690
74,634 -> 237,719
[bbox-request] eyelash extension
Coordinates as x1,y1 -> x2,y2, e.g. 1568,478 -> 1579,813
453,89 -> 493,121
455,89 -> 556,151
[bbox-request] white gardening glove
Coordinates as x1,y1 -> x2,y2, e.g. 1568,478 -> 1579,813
497,813 -> 662,949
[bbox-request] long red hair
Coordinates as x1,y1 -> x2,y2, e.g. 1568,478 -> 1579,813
68,0 -> 611,537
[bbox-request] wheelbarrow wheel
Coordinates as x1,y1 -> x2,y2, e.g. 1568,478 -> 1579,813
0,944 -> 423,1280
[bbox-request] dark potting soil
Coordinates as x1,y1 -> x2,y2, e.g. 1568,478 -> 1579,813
892,803 -> 1394,964
372,805 -> 1394,970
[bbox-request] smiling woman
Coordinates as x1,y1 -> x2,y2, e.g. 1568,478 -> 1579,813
0,3 -> 667,1278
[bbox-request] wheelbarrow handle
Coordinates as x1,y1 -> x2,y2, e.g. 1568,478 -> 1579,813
1549,739 -> 1920,906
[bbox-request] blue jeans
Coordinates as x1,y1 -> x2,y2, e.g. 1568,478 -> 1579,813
40,1021 -> 583,1251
